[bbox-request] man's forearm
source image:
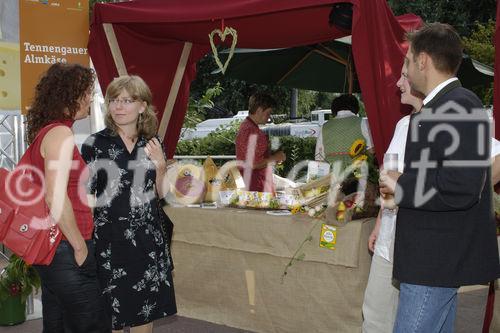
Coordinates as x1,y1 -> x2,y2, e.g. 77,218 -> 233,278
252,156 -> 276,170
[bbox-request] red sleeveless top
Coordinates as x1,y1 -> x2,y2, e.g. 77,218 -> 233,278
28,120 -> 94,240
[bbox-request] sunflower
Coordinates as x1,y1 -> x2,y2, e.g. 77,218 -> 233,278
354,154 -> 368,162
352,154 -> 368,169
352,154 -> 369,179
290,204 -> 302,214
349,139 -> 366,157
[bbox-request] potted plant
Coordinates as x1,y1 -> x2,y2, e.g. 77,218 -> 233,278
0,254 -> 41,326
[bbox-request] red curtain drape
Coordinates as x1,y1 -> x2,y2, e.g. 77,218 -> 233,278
494,2 -> 500,139
88,0 -> 421,160
482,6 -> 500,333
351,4 -> 420,162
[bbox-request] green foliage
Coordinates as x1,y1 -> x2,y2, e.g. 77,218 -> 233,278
176,121 -> 239,160
357,97 -> 367,118
470,81 -> 494,106
272,136 -> 316,178
296,91 -> 366,118
495,192 -> 500,235
315,91 -> 338,110
387,0 -> 497,36
184,83 -> 223,129
176,124 -> 317,176
366,152 -> 380,186
297,90 -> 317,116
463,20 -> 495,66
280,219 -> 321,284
191,54 -> 363,119
0,255 -> 40,305
462,20 -> 496,105
190,55 -> 292,115
388,2 -> 496,105
182,103 -> 205,130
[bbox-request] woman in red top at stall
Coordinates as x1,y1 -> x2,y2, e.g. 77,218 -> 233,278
235,93 -> 286,192
25,63 -> 109,333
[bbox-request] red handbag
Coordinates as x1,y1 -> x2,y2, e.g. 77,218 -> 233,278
0,132 -> 62,265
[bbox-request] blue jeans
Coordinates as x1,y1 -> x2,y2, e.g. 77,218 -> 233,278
393,283 -> 458,333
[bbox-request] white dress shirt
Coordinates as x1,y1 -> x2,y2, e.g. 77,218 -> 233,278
375,112 -> 500,263
422,77 -> 458,105
374,115 -> 409,262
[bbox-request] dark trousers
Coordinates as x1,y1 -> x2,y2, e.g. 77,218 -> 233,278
34,240 -> 111,333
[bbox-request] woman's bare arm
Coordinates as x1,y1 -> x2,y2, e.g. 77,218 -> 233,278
41,126 -> 87,265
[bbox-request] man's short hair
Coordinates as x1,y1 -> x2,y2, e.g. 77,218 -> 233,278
406,23 -> 463,75
331,94 -> 359,116
248,93 -> 277,114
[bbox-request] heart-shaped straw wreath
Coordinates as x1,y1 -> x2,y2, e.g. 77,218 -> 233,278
208,26 -> 238,74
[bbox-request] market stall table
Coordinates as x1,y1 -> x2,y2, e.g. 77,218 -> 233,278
166,206 -> 375,333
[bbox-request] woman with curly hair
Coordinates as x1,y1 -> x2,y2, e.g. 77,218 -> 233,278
82,75 -> 176,333
26,63 -> 109,332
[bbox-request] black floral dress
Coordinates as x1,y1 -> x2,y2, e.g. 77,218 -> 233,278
81,128 -> 176,330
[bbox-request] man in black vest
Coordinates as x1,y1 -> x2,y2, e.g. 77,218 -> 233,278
379,23 -> 499,332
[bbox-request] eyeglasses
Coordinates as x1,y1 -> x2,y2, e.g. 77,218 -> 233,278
109,98 -> 137,106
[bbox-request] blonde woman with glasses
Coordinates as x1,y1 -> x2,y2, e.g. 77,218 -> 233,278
82,75 -> 176,333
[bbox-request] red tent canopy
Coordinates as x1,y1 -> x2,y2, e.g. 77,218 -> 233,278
88,0 -> 422,160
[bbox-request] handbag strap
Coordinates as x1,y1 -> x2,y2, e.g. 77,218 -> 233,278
17,123 -> 64,167
18,124 -> 63,230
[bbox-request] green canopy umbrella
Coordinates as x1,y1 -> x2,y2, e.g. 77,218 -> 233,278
457,55 -> 494,90
217,37 -> 493,93
217,39 -> 359,93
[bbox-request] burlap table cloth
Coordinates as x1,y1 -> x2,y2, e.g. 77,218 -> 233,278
166,207 -> 375,333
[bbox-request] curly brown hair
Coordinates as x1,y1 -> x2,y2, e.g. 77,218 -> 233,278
25,63 -> 95,144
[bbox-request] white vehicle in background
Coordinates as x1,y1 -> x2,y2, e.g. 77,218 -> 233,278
180,110 -> 248,140
232,110 -> 249,120
310,109 -> 331,126
179,109 -> 332,140
261,109 -> 331,138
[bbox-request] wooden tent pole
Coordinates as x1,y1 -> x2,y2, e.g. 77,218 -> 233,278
103,23 -> 192,142
278,50 -> 314,84
103,23 -> 128,76
313,49 -> 347,65
158,42 -> 193,139
317,44 -> 346,64
347,51 -> 354,94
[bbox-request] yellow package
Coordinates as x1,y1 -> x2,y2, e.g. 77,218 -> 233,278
319,224 -> 336,251
203,156 -> 219,202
